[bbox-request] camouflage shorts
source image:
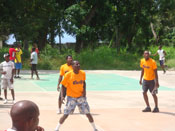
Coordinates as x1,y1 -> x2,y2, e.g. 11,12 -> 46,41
64,96 -> 90,115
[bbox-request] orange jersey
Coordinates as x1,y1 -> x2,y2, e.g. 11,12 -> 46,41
140,58 -> 157,80
61,70 -> 86,98
60,63 -> 73,76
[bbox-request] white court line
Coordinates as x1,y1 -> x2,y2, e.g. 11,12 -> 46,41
31,80 -> 47,92
80,115 -> 105,131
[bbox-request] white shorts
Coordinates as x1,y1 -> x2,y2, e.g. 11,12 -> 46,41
1,79 -> 14,89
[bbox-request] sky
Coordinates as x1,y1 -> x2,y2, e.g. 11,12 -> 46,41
6,33 -> 76,45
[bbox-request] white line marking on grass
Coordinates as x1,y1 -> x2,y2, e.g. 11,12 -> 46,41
80,115 -> 105,131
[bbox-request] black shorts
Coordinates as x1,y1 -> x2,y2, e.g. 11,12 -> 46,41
59,88 -> 67,100
31,64 -> 37,71
159,60 -> 164,66
142,80 -> 155,93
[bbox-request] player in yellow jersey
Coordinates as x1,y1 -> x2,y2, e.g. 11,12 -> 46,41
57,55 -> 73,114
140,51 -> 159,113
55,60 -> 98,131
14,44 -> 23,78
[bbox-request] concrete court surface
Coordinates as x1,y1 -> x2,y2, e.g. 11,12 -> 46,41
0,70 -> 175,131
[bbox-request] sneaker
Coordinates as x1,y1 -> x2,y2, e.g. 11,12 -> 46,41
152,107 -> 159,113
4,99 -> 7,104
0,97 -> 3,100
17,76 -> 21,78
142,107 -> 151,112
36,77 -> 40,80
57,109 -> 62,114
94,129 -> 98,131
14,76 -> 18,78
12,100 -> 16,104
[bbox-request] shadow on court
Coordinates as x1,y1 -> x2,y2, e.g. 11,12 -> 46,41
0,104 -> 12,108
159,111 -> 175,116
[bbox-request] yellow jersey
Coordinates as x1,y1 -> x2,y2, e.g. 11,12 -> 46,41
61,70 -> 86,98
15,48 -> 23,63
140,58 -> 157,80
60,63 -> 73,76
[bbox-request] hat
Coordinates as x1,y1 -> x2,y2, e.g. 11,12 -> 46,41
4,53 -> 10,58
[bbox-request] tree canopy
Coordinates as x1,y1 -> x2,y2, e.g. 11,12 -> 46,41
0,0 -> 175,52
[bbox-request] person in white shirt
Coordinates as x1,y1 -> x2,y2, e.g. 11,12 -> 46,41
31,48 -> 39,80
7,100 -> 44,131
0,53 -> 15,104
153,45 -> 167,73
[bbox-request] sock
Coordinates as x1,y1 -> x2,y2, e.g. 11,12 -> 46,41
91,122 -> 97,130
55,122 -> 61,131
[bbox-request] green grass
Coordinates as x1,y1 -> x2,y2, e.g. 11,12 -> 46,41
0,45 -> 174,70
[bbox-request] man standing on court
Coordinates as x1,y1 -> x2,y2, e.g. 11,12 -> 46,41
55,60 -> 98,131
0,53 -> 15,104
140,51 -> 159,113
57,55 -> 73,114
14,44 -> 23,78
153,45 -> 167,74
31,48 -> 40,80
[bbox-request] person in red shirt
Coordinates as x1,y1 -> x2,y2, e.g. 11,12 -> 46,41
9,45 -> 18,62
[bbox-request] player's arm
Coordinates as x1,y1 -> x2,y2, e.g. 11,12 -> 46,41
163,50 -> 166,56
154,69 -> 159,88
57,75 -> 63,91
83,81 -> 86,97
139,68 -> 144,85
152,52 -> 158,56
10,68 -> 15,84
61,85 -> 66,103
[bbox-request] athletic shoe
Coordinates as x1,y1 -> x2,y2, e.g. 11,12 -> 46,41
94,129 -> 98,131
142,107 -> 151,112
17,76 -> 21,78
36,77 -> 40,80
4,99 -> 7,104
14,76 -> 18,78
57,109 -> 62,114
152,107 -> 159,113
12,100 -> 16,104
0,97 -> 3,100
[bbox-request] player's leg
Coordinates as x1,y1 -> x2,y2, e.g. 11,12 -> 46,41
55,96 -> 76,131
34,64 -> 39,80
142,80 -> 151,112
0,88 -> 3,100
11,89 -> 15,103
57,87 -> 66,114
149,80 -> 159,112
31,65 -> 34,79
77,97 -> 98,131
0,80 -> 3,100
14,63 -> 17,78
2,79 -> 8,103
4,89 -> 7,104
7,79 -> 15,103
160,60 -> 166,73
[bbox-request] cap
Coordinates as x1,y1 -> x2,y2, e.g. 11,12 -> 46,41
4,53 -> 10,58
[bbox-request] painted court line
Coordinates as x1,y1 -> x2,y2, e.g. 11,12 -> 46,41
31,80 -> 47,92
80,115 -> 105,131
